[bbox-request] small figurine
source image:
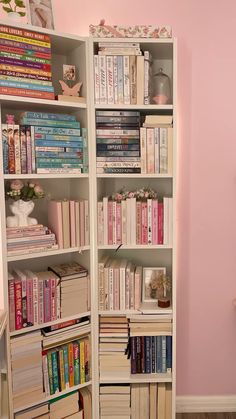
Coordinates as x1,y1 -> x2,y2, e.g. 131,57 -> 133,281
57,64 -> 84,102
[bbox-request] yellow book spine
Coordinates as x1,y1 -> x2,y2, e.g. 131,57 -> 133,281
0,64 -> 51,77
0,33 -> 51,48
79,340 -> 85,384
59,348 -> 65,391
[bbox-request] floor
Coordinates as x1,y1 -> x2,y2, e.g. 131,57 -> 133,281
176,415 -> 236,419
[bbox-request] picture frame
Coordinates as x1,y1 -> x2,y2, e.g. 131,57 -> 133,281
27,0 -> 55,30
142,267 -> 166,303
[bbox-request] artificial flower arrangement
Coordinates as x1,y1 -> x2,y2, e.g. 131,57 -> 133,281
111,187 -> 157,202
0,0 -> 26,16
5,179 -> 45,201
150,271 -> 172,308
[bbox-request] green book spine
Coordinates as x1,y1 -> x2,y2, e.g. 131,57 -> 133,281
73,341 -> 80,385
47,351 -> 54,395
51,350 -> 59,394
63,345 -> 69,388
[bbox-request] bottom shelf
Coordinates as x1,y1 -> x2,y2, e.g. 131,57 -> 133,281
100,373 -> 172,384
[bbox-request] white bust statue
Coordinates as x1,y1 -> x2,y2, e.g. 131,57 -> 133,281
6,199 -> 38,228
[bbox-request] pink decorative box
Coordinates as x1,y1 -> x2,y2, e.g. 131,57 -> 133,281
89,24 -> 172,38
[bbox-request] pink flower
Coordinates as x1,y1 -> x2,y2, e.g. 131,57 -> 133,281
34,184 -> 44,195
128,191 -> 134,198
10,179 -> 24,191
116,193 -> 123,201
144,191 -> 149,198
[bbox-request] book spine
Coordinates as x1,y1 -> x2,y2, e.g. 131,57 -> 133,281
156,336 -> 162,373
152,199 -> 158,245
50,277 -> 57,321
73,342 -> 80,385
0,38 -> 51,54
22,119 -> 79,128
1,124 -> 8,174
130,55 -> 137,104
147,199 -> 152,245
136,336 -> 141,373
84,200 -> 89,246
32,274 -> 38,324
145,336 -> 151,373
38,277 -> 44,324
7,124 -> 15,174
113,55 -> 118,104
99,55 -> 107,104
140,127 -> 147,174
123,56 -> 130,104
82,127 -> 89,171
160,127 -> 168,173
0,25 -> 51,42
158,202 -> 164,245
166,335 -> 172,373
31,126 -> 36,173
26,277 -> 33,325
141,202 -> 148,245
35,140 -> 82,148
35,127 -> 81,136
0,74 -> 51,84
19,125 -> 27,174
44,279 -> 51,323
154,127 -> 160,173
47,352 -> 54,395
116,202 -> 122,245
0,32 -> 51,48
0,79 -> 53,91
121,200 -> 127,245
117,55 -> 123,103
58,348 -> 66,391
25,125 -> 32,173
63,345 -> 70,389
85,337 -> 90,381
56,278 -> 60,320
68,342 -> 74,387
0,86 -> 54,99
51,350 -> 60,394
136,201 -> 142,245
8,279 -> 15,331
161,336 -> 167,373
146,128 -> 155,173
94,55 -> 100,104
108,200 -> 113,246
42,350 -> 50,396
151,336 -> 156,373
131,336 -> 137,374
106,55 -> 114,104
0,52 -> 51,64
80,340 -> 85,383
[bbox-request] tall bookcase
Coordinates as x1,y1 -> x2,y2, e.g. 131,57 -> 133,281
0,21 -> 177,419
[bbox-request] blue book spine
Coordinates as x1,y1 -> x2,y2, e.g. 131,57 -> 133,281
36,158 -> 82,164
35,127 -> 81,136
156,336 -> 162,373
36,152 -> 83,159
37,162 -> 84,168
82,127 -> 88,169
97,150 -> 140,157
63,346 -> 69,388
151,336 -> 156,373
96,144 -> 140,151
21,118 -> 80,128
145,336 -> 151,374
130,337 -> 137,374
35,140 -> 83,148
51,350 -> 59,394
45,135 -> 83,142
23,112 -> 76,122
161,336 -> 167,373
2,124 -> 8,174
96,138 -> 140,144
166,336 -> 172,372
0,80 -> 54,92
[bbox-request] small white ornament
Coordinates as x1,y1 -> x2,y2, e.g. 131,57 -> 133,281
6,199 -> 38,228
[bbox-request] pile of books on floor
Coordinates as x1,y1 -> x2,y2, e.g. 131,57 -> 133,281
94,42 -> 152,104
96,110 -> 141,174
11,331 -> 44,410
49,262 -> 90,317
129,316 -> 172,374
98,256 -> 142,311
0,24 -> 54,100
100,385 -> 131,419
99,316 -> 129,379
42,323 -> 91,396
48,199 -> 89,249
131,383 -> 172,419
6,224 -> 58,257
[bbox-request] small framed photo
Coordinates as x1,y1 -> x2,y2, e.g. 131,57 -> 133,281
27,0 -> 55,29
142,267 -> 166,303
63,65 -> 76,81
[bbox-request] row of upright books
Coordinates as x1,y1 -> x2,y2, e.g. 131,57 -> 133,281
94,42 -> 152,105
99,383 -> 171,419
8,262 -> 89,332
2,111 -> 88,174
96,111 -> 173,174
97,196 -> 173,246
0,25 -> 54,100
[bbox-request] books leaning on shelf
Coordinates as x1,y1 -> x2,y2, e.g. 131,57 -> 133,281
48,199 -> 89,249
94,43 -> 152,105
6,224 -> 58,256
2,111 -> 88,175
131,383 -> 172,419
8,262 -> 90,332
97,195 -> 173,246
0,25 -> 55,100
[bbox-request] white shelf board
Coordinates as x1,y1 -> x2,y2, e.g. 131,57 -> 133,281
98,244 -> 172,250
99,304 -> 173,316
92,37 -> 174,44
10,311 -> 91,337
100,373 -> 172,384
7,246 -> 90,262
99,310 -> 138,316
97,173 -> 173,179
0,95 -> 86,110
13,380 -> 92,414
95,104 -> 173,110
4,173 -> 89,180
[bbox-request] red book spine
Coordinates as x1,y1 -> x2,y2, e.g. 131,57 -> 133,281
116,202 -> 122,245
0,45 -> 51,59
141,201 -> 148,245
26,277 -> 33,325
0,86 -> 54,99
158,202 -> 164,244
8,279 -> 15,331
14,280 -> 22,330
108,200 -> 113,245
152,199 -> 158,245
0,25 -> 51,42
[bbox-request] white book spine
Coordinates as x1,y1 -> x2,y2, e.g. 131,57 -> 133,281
99,55 -> 107,104
94,54 -> 100,104
97,201 -> 104,246
163,197 -> 169,245
103,196 -> 108,245
123,55 -> 130,105
108,267 -> 113,310
97,161 -> 141,168
130,55 -> 137,104
113,55 -> 118,104
117,55 -> 123,104
84,200 -> 89,246
42,353 -> 50,397
98,261 -> 105,310
119,265 -> 126,311
146,128 -> 155,173
106,55 -> 114,104
140,127 -> 147,173
144,50 -> 152,104
147,198 -> 152,244
104,266 -> 109,310
160,127 -> 168,173
154,127 -> 160,173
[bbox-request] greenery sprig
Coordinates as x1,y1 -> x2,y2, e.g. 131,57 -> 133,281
0,0 -> 26,16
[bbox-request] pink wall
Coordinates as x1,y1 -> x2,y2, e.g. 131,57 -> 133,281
1,0 -> 236,396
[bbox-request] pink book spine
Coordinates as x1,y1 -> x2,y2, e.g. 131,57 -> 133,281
26,277 -> 33,325
56,278 -> 60,319
147,198 -> 152,245
121,200 -> 127,245
38,278 -> 44,324
152,199 -> 158,245
75,201 -> 80,247
48,200 -> 63,249
14,280 -> 22,330
26,128 -> 32,174
79,200 -> 85,247
136,201 -> 142,244
84,200 -> 89,246
8,279 -> 15,331
69,200 -> 76,247
125,267 -> 130,310
158,202 -> 164,244
116,202 -> 122,245
97,201 -> 104,246
50,277 -> 56,321
129,269 -> 135,309
108,200 -> 113,245
141,202 -> 148,245
43,279 -> 51,323
32,274 -> 38,324
134,267 -> 142,310
112,201 -> 117,245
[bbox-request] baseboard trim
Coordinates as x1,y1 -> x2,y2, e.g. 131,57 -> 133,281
176,396 -> 236,412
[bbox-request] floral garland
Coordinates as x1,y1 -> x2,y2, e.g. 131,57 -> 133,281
111,187 -> 158,202
5,180 -> 45,201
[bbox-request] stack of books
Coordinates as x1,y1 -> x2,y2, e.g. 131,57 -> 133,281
96,110 -> 141,174
49,391 -> 82,418
131,383 -> 172,419
6,224 -> 58,257
100,385 -> 131,418
0,25 -> 54,100
42,326 -> 91,396
48,199 -> 89,250
99,316 -> 129,379
49,262 -> 90,317
98,256 -> 142,311
15,403 -> 49,419
11,331 -> 44,410
97,196 -> 173,245
94,43 -> 152,104
129,317 -> 172,374
140,115 -> 173,174
8,269 -> 60,332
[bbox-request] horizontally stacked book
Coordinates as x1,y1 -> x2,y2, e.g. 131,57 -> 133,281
129,316 -> 172,374
0,24 -> 54,100
6,224 -> 58,257
94,42 -> 152,105
8,262 -> 90,332
2,112 -> 88,174
48,199 -> 89,249
100,385 -> 131,418
97,195 -> 173,246
98,256 -> 142,311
